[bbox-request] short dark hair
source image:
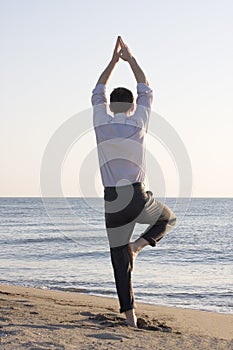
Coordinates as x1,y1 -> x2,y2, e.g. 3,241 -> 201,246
110,87 -> 134,114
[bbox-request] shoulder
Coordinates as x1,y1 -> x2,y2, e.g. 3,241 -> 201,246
128,103 -> 151,132
93,106 -> 113,128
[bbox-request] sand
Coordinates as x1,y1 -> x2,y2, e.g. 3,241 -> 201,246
0,284 -> 233,349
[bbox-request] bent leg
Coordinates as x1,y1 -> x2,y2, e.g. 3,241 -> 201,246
141,204 -> 176,246
137,193 -> 176,246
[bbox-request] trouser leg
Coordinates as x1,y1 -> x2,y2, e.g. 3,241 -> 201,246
106,222 -> 135,313
110,244 -> 134,313
137,193 -> 176,247
141,213 -> 176,246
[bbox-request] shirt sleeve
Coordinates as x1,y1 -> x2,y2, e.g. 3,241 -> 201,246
130,83 -> 153,131
136,83 -> 153,108
91,84 -> 107,106
91,84 -> 111,128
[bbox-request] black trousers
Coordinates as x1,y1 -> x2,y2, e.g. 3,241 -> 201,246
104,183 -> 176,313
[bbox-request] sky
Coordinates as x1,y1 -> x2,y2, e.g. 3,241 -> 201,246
1,0 -> 233,197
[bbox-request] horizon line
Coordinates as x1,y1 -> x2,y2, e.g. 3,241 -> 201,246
0,196 -> 232,199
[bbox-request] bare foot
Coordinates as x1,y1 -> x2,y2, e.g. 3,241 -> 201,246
128,238 -> 149,271
125,309 -> 137,328
128,243 -> 139,272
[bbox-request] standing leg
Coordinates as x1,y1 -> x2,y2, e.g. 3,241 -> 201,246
110,244 -> 133,312
106,222 -> 137,327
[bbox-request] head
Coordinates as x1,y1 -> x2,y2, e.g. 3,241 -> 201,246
110,87 -> 134,115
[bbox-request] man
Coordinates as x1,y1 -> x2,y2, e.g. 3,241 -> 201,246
91,36 -> 176,327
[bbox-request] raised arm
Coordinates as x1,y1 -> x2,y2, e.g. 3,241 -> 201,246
119,37 -> 149,85
96,36 -> 121,85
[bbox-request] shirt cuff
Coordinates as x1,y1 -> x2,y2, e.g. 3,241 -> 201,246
92,84 -> 106,94
137,83 -> 153,93
92,84 -> 107,106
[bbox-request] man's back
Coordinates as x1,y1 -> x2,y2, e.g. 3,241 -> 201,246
92,83 -> 153,187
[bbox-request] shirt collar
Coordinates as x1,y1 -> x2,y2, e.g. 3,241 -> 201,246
112,113 -> 129,123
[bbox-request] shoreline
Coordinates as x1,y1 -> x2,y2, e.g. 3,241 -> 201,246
0,284 -> 233,349
2,281 -> 232,316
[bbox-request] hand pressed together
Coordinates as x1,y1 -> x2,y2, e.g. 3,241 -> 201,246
111,36 -> 133,63
96,36 -> 148,86
118,36 -> 133,62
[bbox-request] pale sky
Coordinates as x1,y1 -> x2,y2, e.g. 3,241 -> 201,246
1,0 -> 233,197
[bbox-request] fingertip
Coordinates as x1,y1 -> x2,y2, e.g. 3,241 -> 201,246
117,36 -> 122,44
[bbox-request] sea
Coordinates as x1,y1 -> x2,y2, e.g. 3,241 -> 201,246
0,197 -> 232,314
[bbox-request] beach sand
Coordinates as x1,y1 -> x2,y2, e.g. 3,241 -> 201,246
0,284 -> 233,349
